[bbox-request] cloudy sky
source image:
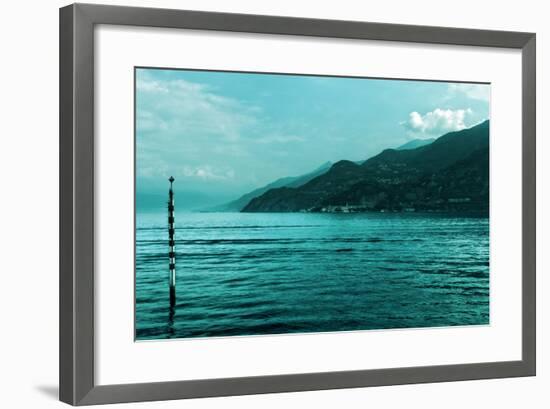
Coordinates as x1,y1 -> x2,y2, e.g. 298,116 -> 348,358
136,68 -> 489,210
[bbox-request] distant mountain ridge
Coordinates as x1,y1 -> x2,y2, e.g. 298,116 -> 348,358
207,161 -> 332,212
396,138 -> 435,150
242,120 -> 489,213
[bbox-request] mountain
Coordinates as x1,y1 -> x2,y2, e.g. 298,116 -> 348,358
242,120 -> 489,213
207,161 -> 332,212
396,138 -> 435,150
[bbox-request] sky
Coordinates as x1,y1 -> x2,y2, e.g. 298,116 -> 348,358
136,68 -> 490,211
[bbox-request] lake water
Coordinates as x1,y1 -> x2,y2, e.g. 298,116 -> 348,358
135,212 -> 489,340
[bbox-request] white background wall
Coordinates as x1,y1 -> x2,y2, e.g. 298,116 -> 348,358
0,0 -> 546,407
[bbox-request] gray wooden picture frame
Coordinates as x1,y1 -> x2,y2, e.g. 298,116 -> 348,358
59,3 -> 536,406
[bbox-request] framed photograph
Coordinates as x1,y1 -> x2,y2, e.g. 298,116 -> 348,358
59,3 -> 536,405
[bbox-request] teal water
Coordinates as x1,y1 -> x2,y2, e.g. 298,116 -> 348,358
135,212 -> 489,340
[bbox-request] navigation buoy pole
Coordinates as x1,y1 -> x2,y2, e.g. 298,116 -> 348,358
168,176 -> 176,307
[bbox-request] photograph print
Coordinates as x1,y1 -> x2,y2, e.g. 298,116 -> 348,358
135,67 -> 490,340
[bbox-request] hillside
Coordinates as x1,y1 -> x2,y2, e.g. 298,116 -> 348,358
242,120 -> 489,213
396,138 -> 435,150
207,161 -> 332,212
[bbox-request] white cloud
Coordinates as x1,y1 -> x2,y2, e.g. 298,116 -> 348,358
136,78 -> 169,93
137,110 -> 168,133
255,134 -> 305,144
401,108 -> 473,137
182,165 -> 235,181
135,71 -> 263,184
447,83 -> 490,101
137,73 -> 259,143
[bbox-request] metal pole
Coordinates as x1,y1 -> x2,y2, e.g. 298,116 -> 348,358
168,176 -> 176,307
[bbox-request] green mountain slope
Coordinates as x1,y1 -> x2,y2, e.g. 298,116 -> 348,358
242,120 -> 489,213
208,161 -> 332,212
396,138 -> 435,150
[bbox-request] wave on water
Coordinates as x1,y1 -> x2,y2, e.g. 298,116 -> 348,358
135,212 -> 490,340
